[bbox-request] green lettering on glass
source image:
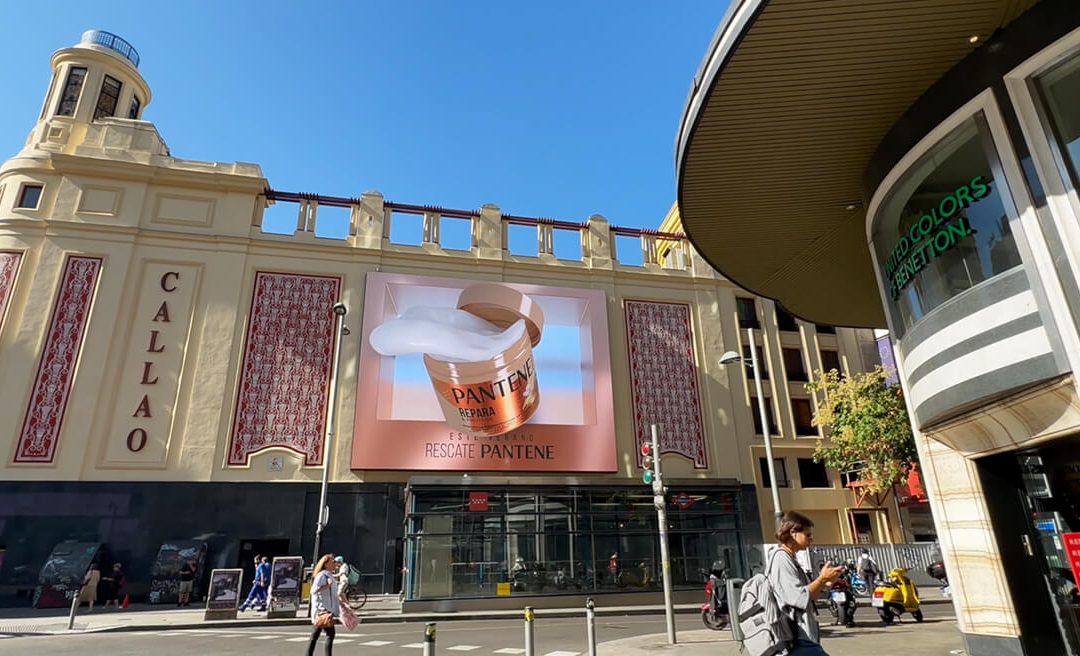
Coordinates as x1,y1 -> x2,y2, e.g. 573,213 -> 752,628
882,176 -> 987,300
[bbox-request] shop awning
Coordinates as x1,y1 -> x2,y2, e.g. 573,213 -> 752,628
676,0 -> 1037,328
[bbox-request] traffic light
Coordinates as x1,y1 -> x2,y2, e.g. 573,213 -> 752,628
641,440 -> 659,487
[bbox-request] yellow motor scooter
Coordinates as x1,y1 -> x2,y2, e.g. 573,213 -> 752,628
871,567 -> 923,624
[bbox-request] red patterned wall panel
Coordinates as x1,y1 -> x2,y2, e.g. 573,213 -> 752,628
229,272 -> 342,466
15,255 -> 102,463
0,251 -> 22,333
624,300 -> 707,468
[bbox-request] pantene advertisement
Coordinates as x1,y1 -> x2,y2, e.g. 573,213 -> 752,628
353,272 -> 616,472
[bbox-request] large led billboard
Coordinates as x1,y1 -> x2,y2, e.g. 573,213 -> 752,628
352,272 -> 616,472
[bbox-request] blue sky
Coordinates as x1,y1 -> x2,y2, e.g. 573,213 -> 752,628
1,2 -> 726,242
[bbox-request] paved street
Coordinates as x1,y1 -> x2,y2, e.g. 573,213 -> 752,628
0,604 -> 958,655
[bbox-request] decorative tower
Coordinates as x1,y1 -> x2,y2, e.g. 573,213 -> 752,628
22,30 -> 161,156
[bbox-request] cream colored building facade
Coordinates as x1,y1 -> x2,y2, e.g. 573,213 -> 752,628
0,31 -> 890,607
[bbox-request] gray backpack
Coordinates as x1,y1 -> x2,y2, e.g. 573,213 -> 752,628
737,549 -> 796,656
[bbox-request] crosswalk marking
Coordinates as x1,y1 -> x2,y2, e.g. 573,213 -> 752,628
336,639 -> 354,644
401,643 -> 426,649
493,650 -> 526,655
286,637 -> 310,642
543,652 -> 581,656
250,635 -> 283,639
447,646 -> 481,652
360,640 -> 394,646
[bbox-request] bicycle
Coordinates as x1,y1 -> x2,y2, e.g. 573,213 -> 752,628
338,566 -> 367,611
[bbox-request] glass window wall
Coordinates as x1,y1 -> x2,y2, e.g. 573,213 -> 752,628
403,486 -> 744,600
872,115 -> 1023,336
1037,52 -> 1080,191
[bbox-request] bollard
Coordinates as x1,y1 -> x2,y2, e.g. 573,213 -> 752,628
423,622 -> 436,656
67,585 -> 82,631
524,606 -> 536,656
585,597 -> 597,656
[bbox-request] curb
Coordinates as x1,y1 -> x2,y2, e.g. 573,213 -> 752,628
2,599 -> 950,635
82,605 -> 703,633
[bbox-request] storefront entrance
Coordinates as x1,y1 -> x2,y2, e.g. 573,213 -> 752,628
403,484 -> 747,602
980,436 -> 1080,655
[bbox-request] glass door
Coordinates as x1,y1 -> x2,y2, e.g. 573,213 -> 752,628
1017,445 -> 1080,654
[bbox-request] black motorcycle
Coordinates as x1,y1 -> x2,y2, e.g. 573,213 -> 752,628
700,561 -> 730,630
926,559 -> 951,599
824,558 -> 858,627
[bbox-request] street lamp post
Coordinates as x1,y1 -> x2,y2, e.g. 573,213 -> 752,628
313,302 -> 348,565
720,327 -> 783,529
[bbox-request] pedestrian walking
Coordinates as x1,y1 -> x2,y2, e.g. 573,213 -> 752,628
177,558 -> 197,607
79,563 -> 101,612
101,563 -> 126,609
768,511 -> 845,656
239,555 -> 270,612
856,548 -> 879,592
307,554 -> 344,656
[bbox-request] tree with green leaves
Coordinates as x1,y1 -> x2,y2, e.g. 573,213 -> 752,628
804,365 -> 918,496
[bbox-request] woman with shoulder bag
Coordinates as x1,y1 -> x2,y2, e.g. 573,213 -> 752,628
308,554 -> 344,656
767,511 -> 845,656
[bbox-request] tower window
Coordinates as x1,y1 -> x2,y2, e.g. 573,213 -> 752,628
128,95 -> 141,119
55,67 -> 88,117
93,75 -> 123,121
17,184 -> 44,209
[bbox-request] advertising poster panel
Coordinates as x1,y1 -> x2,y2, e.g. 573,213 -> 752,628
267,556 -> 303,617
354,272 -> 616,472
204,568 -> 243,619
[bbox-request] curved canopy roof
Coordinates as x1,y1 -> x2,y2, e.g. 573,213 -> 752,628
676,0 -> 1037,328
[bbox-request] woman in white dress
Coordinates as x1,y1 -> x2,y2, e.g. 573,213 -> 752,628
307,554 -> 343,656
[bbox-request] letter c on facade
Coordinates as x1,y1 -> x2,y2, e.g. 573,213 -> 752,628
160,271 -> 180,292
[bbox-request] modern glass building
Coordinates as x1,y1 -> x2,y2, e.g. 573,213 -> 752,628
676,1 -> 1080,653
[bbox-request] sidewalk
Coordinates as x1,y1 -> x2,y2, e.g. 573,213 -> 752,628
598,621 -> 965,656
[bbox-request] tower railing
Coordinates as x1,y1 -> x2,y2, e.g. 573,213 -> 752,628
80,30 -> 140,68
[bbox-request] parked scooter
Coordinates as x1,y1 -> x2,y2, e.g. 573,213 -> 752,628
825,559 -> 858,627
848,569 -> 871,597
925,560 -> 951,599
700,561 -> 729,630
872,567 -> 923,624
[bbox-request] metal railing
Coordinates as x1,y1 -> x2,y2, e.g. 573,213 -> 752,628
81,30 -> 140,67
808,543 -> 939,587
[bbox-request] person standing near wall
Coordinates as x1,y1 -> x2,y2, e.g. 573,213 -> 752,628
101,563 -> 126,610
79,564 -> 101,612
177,558 -> 197,607
857,548 -> 880,593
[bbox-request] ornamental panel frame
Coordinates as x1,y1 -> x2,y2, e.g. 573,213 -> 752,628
228,271 -> 342,467
624,299 -> 707,468
14,255 -> 102,464
0,250 -> 23,336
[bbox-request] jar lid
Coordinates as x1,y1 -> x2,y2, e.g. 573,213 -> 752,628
457,283 -> 544,347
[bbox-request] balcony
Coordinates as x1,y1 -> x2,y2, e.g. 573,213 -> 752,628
258,188 -> 700,273
81,30 -> 140,68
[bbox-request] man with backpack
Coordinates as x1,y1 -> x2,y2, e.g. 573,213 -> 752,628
737,511 -> 845,656
856,548 -> 879,593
